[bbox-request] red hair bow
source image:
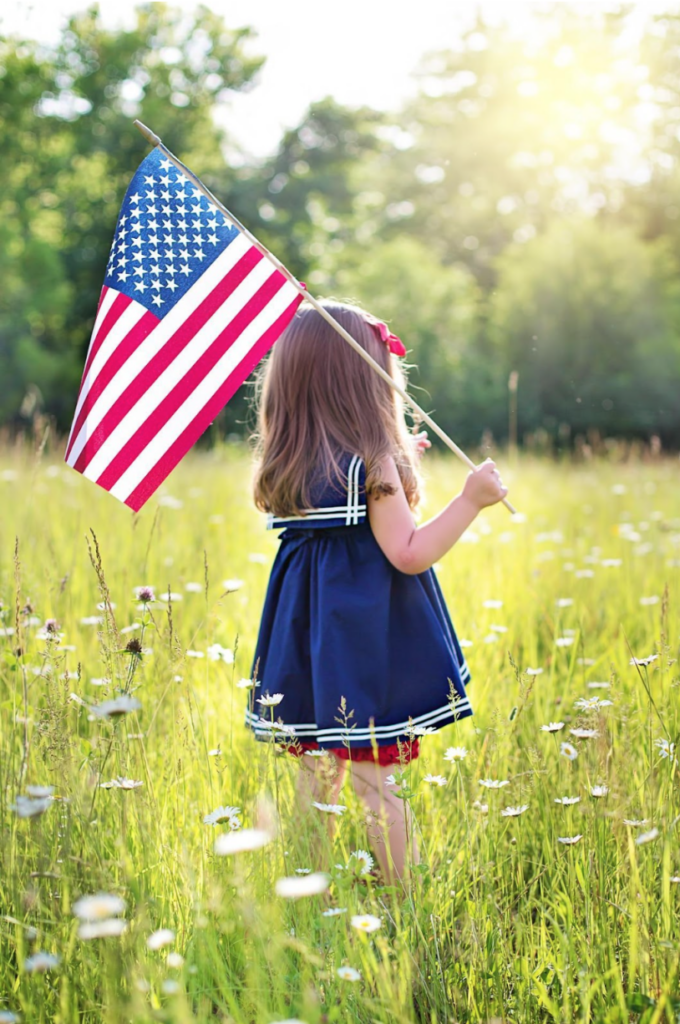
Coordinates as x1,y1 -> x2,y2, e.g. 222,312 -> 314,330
369,319 -> 407,357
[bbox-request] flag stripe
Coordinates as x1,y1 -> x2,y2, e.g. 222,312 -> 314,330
120,284 -> 303,509
66,235 -> 256,469
65,305 -> 157,461
75,247 -> 269,479
95,268 -> 289,494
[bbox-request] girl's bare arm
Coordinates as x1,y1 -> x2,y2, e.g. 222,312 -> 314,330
367,455 -> 508,575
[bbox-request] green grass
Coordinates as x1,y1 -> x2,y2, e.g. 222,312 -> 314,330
1,440 -> 679,1023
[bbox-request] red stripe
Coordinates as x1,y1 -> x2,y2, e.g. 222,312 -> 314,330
65,289 -> 132,459
65,309 -> 158,464
95,269 -> 288,493
72,247 -> 262,473
124,290 -> 305,511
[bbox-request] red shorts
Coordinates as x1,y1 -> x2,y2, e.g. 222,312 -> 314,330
281,737 -> 419,765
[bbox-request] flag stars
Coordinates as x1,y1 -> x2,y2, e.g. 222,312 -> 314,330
151,295 -> 163,307
179,264 -> 191,276
207,232 -> 219,244
134,280 -> 147,293
133,266 -> 145,278
129,192 -> 142,205
117,269 -> 130,283
159,157 -> 173,170
165,278 -> 178,292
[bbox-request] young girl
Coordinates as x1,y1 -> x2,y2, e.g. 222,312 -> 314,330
245,298 -> 508,884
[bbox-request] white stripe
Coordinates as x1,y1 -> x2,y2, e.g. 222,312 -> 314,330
351,456 -> 362,524
66,235 -> 254,468
268,509 -> 367,525
69,302 -> 149,439
81,253 -> 274,482
65,287 -> 117,451
345,455 -> 357,525
108,278 -> 300,500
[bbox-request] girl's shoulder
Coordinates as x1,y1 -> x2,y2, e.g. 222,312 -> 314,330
267,451 -> 367,530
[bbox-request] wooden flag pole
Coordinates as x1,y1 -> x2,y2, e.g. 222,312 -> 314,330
133,120 -> 517,514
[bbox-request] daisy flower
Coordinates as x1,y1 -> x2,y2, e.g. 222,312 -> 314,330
500,804 -> 529,817
207,643 -> 234,663
10,795 -> 53,818
23,952 -> 60,973
311,802 -> 347,815
629,654 -> 658,667
590,785 -> 609,798
90,695 -> 141,719
78,919 -> 128,940
635,828 -> 660,845
73,893 -> 126,921
560,743 -> 578,761
623,818 -> 650,827
350,914 -> 382,933
569,728 -> 599,739
348,849 -> 375,875
100,777 -> 143,790
322,907 -> 348,917
236,677 -> 258,689
203,805 -> 241,826
147,929 -> 175,950
479,779 -> 509,789
655,738 -> 676,759
471,800 -> 488,813
444,746 -> 468,761
554,796 -> 580,805
214,828 -> 273,855
555,637 -> 573,647
526,667 -> 544,676
337,965 -> 362,981
222,579 -> 244,592
541,722 -> 564,733
574,696 -> 613,711
256,693 -> 284,707
423,774 -> 448,786
275,872 -> 330,898
557,835 -> 583,845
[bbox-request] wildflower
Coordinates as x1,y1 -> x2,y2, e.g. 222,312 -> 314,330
26,785 -> 54,798
123,638 -> 143,656
555,637 -> 573,647
541,722 -> 564,733
167,952 -> 185,968
483,599 -> 503,608
161,980 -> 180,995
23,952 -> 61,972
526,667 -> 544,676
623,819 -> 650,827
483,633 -> 499,643
472,800 -> 488,813
423,774 -> 448,786
574,696 -> 613,711
146,929 -> 175,950
275,872 -> 330,898
322,907 -> 348,916
479,779 -> 509,789
222,579 -> 244,592
134,586 -> 155,603
410,724 -> 437,735
590,785 -> 609,798
640,596 -> 659,606
72,893 -> 126,921
459,639 -> 473,647
570,728 -> 599,739
655,738 -> 676,759
295,868 -> 312,875
560,742 -> 578,761
556,598 -> 573,607
81,615 -> 104,626
186,650 -> 205,658
337,965 -> 362,981
207,643 -> 234,663
636,827 -> 660,845
90,695 -> 141,719
100,777 -> 143,790
44,618 -> 60,634
500,804 -> 529,817
0,1012 -> 20,1023
304,749 -> 328,757
208,747 -> 221,756
158,592 -> 183,602
311,802 -> 347,815
78,918 -> 128,939
256,693 -> 284,707
587,681 -> 610,689
236,677 -> 259,689
629,654 -> 658,667
203,805 -> 241,826
444,746 -> 468,761
214,828 -> 272,855
10,795 -> 53,818
670,876 -> 680,884
557,835 -> 583,845
350,914 -> 382,933
348,849 -> 374,875
555,796 -> 580,805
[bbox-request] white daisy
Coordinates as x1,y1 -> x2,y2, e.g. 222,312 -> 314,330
161,980 -> 180,995
275,872 -> 330,898
304,749 -> 329,757
410,724 -> 437,735
322,907 -> 348,917
640,596 -> 659,606
100,777 -> 143,790
167,952 -> 185,968
90,695 -> 141,718
186,650 -> 205,659
207,643 -> 234,663
569,728 -> 599,739
574,696 -> 613,711
184,582 -> 203,593
636,827 -> 660,845
214,828 -> 273,855
350,914 -> 382,933
294,868 -> 312,875
256,693 -> 284,707
655,738 -> 676,759
555,637 -> 573,647
557,835 -> 583,845
311,802 -> 347,815
623,818 -> 651,827
23,952 -> 61,973
444,746 -> 468,761
72,893 -> 126,921
10,795 -> 53,818
554,796 -> 580,805
78,918 -> 128,940
560,742 -> 578,760
423,774 -> 448,786
629,654 -> 658,667
222,579 -> 244,592
479,779 -> 509,789
526,667 -> 544,676
337,965 -> 362,981
556,598 -> 573,607
236,678 -> 258,689
500,804 -> 529,817
348,849 -> 375,875
25,785 -> 54,798
471,800 -> 488,813
541,722 -> 564,733
146,929 -> 175,950
203,805 -> 241,826
590,785 -> 609,798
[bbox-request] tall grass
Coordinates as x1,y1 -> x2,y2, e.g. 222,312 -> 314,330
0,440 -> 678,1023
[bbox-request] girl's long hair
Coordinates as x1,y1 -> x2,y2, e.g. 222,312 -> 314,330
251,298 -> 422,517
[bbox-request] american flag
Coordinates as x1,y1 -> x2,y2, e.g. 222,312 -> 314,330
64,146 -> 305,512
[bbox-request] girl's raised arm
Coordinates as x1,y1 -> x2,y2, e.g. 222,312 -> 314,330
367,455 -> 508,576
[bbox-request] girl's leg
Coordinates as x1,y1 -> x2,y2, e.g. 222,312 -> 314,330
347,759 -> 420,884
293,752 -> 347,846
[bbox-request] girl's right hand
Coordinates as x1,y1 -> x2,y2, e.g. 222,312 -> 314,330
462,459 -> 509,510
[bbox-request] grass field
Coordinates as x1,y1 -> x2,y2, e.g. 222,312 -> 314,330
1,441 -> 679,1023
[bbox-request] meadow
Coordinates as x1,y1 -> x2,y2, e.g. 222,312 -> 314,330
0,440 -> 678,1024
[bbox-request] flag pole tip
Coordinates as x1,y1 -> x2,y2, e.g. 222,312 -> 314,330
133,120 -> 162,147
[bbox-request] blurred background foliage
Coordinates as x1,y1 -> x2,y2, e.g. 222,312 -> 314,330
3,1 -> 680,449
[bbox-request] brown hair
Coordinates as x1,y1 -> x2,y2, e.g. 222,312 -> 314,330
251,297 -> 422,517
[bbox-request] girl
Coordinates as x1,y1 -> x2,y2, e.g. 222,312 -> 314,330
245,298 -> 508,885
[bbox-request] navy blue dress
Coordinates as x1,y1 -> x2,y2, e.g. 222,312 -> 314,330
244,452 -> 473,750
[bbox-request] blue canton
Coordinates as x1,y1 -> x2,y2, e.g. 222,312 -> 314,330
104,146 -> 241,318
